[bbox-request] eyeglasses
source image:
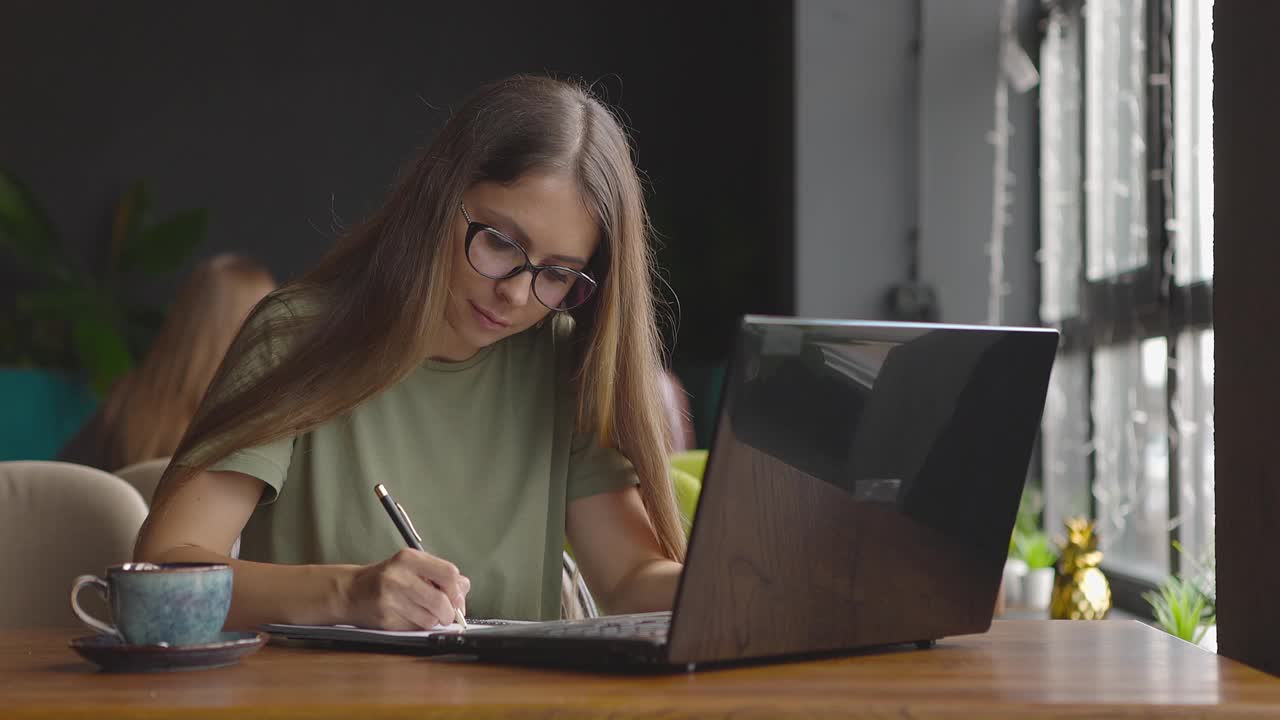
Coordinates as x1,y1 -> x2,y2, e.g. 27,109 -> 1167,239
460,203 -> 598,311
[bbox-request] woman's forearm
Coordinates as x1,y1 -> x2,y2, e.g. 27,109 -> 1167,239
141,544 -> 357,630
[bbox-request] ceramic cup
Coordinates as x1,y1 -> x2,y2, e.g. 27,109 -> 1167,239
70,562 -> 233,646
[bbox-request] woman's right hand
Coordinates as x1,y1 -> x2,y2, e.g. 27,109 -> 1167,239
344,549 -> 471,630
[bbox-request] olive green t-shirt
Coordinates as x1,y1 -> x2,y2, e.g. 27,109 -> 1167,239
205,301 -> 637,621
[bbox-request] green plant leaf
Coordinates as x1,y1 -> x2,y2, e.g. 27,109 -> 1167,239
1146,575 -> 1213,643
16,286 -> 103,322
0,314 -> 21,365
72,316 -> 133,396
0,168 -> 66,279
110,181 -> 150,273
1013,531 -> 1058,569
123,304 -> 167,357
1172,538 -> 1217,610
118,208 -> 207,275
5,174 -> 203,386
1192,612 -> 1209,644
1013,485 -> 1045,536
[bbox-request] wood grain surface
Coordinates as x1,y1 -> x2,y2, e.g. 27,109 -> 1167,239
3,620 -> 1279,718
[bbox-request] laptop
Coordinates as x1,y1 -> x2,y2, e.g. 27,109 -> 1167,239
432,316 -> 1059,670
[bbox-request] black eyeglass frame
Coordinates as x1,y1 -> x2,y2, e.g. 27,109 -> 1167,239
459,203 -> 598,311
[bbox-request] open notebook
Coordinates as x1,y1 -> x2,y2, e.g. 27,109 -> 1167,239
262,619 -> 533,651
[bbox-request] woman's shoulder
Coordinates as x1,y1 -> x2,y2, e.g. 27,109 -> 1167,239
235,287 -> 329,356
250,286 -> 325,325
216,288 -> 326,391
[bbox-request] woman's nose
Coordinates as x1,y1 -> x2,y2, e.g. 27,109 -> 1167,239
495,269 -> 533,306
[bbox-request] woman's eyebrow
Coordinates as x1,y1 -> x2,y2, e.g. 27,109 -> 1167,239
482,206 -> 589,266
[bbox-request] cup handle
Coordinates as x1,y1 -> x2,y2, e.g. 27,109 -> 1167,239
70,575 -> 119,637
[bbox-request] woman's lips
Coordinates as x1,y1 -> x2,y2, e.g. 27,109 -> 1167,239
470,301 -> 510,329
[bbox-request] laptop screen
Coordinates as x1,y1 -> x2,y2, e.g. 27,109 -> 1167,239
668,317 -> 1058,665
728,321 -> 1036,536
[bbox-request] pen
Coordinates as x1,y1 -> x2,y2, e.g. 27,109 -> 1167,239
373,483 -> 468,629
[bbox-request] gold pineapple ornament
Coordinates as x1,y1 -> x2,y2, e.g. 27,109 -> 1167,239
1050,517 -> 1112,620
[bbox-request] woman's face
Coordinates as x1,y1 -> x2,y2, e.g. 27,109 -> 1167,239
437,172 -> 600,362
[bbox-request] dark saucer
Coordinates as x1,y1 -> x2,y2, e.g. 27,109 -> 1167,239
69,631 -> 267,673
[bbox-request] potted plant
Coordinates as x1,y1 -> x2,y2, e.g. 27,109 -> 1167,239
0,169 -> 206,460
1002,485 -> 1046,609
1014,530 -> 1060,611
1145,540 -> 1216,651
1143,574 -> 1215,650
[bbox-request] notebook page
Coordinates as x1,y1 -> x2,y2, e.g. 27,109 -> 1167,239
262,618 -> 531,643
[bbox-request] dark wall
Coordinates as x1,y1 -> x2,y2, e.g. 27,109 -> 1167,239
0,0 -> 793,370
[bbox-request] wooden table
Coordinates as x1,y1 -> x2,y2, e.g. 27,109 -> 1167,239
3,620 -> 1279,718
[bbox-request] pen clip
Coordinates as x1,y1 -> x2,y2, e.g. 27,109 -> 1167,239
396,502 -> 423,544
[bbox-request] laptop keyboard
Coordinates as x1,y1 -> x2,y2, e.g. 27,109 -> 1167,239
483,611 -> 671,642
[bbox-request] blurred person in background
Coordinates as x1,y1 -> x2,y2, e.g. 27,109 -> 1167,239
58,253 -> 277,472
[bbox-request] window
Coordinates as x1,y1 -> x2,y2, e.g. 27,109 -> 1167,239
1173,0 -> 1214,287
1092,336 -> 1169,583
1038,0 -> 1214,612
1039,5 -> 1082,323
1084,0 -> 1148,282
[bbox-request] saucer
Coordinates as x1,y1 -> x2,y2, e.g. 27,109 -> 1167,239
69,631 -> 267,673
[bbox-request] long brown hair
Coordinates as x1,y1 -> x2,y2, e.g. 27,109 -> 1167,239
65,253 -> 276,471
161,75 -> 686,562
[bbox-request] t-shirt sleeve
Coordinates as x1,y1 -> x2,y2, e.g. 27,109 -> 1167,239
188,294 -> 301,504
566,429 -> 641,502
206,436 -> 294,505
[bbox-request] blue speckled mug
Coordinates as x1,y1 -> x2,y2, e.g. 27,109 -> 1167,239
70,562 -> 233,646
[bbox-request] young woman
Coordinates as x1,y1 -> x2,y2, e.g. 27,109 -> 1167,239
58,253 -> 277,472
135,75 -> 686,631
